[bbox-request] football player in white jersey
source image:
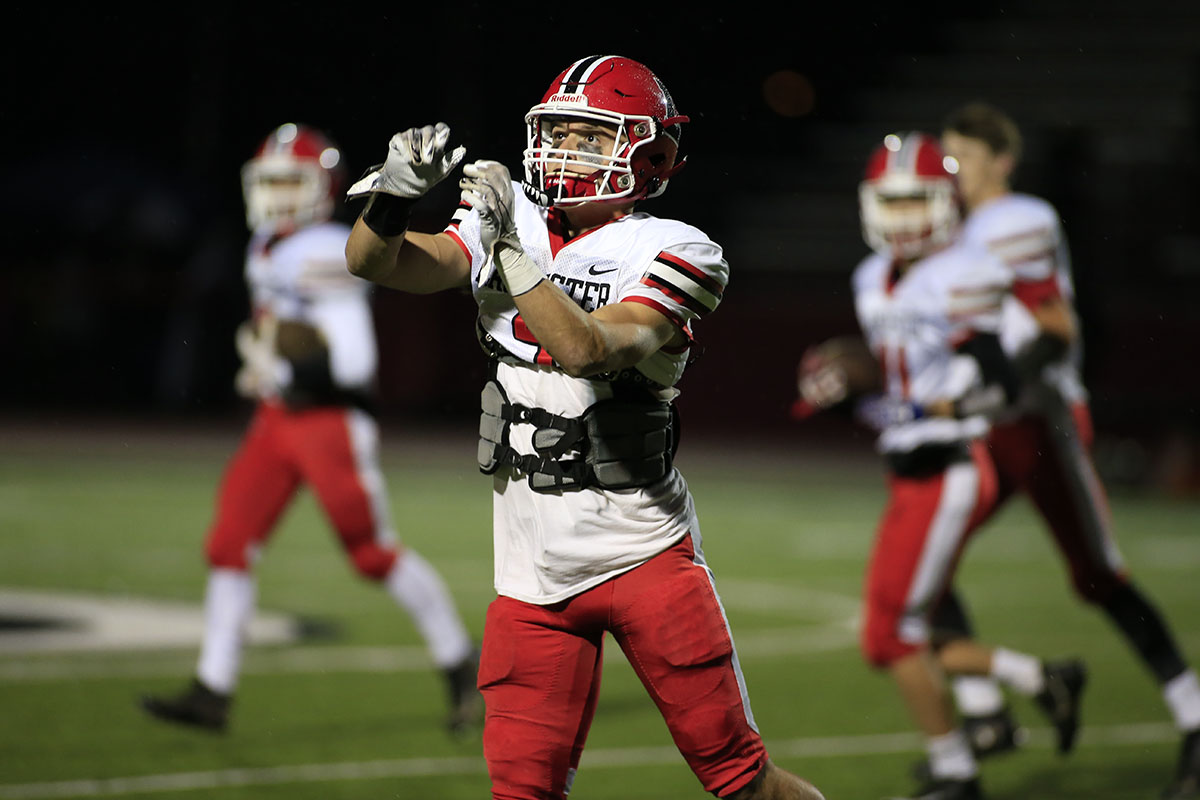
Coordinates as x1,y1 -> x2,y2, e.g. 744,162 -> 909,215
140,123 -> 481,735
344,56 -> 824,800
934,102 -> 1200,800
799,132 -> 1088,800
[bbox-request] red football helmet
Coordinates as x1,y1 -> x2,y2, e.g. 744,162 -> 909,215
859,132 -> 961,259
522,55 -> 689,207
241,123 -> 346,233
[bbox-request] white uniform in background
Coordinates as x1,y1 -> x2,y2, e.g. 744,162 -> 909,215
141,123 -> 479,737
243,221 -> 376,398
959,192 -> 1086,411
852,241 -> 1011,456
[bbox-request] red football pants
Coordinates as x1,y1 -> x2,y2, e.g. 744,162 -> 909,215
984,401 -> 1128,601
862,441 -> 998,667
204,402 -> 399,579
478,536 -> 768,800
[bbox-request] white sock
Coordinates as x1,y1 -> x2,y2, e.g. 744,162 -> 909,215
953,676 -> 1007,717
926,729 -> 978,780
385,550 -> 473,669
1165,669 -> 1200,732
196,568 -> 256,695
990,648 -> 1045,696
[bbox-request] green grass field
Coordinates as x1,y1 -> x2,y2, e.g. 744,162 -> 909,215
1,422 -> 1197,799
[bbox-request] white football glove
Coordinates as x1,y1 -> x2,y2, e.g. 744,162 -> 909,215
459,160 -> 543,295
233,317 -> 291,399
347,123 -> 467,200
460,160 -> 518,251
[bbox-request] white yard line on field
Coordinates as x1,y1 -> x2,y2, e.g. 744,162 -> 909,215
0,581 -> 863,679
0,722 -> 1180,799
0,623 -> 859,682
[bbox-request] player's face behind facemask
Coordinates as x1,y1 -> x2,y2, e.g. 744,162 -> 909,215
522,55 -> 688,209
242,156 -> 333,235
859,131 -> 961,261
526,111 -> 634,206
866,190 -> 956,261
241,122 -> 344,236
544,116 -> 622,171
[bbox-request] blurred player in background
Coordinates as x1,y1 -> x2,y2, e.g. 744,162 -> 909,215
932,101 -> 1200,799
343,55 -> 824,800
140,123 -> 482,735
797,131 -> 1087,800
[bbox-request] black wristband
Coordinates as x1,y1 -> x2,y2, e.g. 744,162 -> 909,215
361,193 -> 417,238
1014,332 -> 1069,382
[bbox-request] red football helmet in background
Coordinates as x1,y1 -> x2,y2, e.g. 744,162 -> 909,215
522,55 -> 689,207
859,131 -> 961,259
241,123 -> 346,234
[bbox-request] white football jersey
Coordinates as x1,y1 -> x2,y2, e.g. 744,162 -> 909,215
853,241 -> 1012,454
447,184 -> 728,605
245,221 -> 377,392
959,193 -> 1086,405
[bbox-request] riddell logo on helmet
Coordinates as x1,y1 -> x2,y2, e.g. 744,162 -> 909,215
549,94 -> 589,105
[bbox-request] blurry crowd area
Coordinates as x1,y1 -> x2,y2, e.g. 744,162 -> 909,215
3,1 -> 1198,494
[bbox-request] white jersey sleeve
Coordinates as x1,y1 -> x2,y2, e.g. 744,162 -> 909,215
960,193 -> 1087,405
621,240 -> 727,336
305,290 -> 377,388
943,247 -> 1010,346
961,194 -> 1071,309
617,229 -> 728,389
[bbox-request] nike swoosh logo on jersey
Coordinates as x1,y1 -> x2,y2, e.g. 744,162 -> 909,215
587,265 -> 618,276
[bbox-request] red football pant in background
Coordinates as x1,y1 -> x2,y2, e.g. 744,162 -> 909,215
862,441 -> 998,667
204,402 -> 400,579
985,402 -> 1128,601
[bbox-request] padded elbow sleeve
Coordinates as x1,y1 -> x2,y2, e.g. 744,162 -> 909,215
1013,332 -> 1069,382
957,333 -> 1020,405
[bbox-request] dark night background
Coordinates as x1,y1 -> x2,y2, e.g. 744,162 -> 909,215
4,1 -> 1199,491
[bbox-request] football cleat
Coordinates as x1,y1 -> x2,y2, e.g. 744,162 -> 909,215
912,709 -> 1025,784
887,775 -> 983,800
443,647 -> 484,736
963,708 -> 1027,757
140,678 -> 231,732
1162,728 -> 1200,800
1034,658 -> 1087,755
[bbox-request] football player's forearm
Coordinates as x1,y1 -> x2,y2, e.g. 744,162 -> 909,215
346,224 -> 468,294
1032,296 -> 1076,343
512,284 -> 664,378
346,217 -> 404,285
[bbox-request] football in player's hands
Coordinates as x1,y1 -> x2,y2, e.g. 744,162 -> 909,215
794,336 -> 882,417
275,320 -> 328,363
